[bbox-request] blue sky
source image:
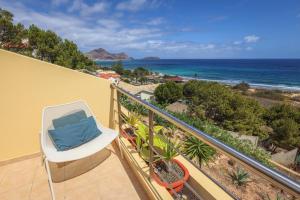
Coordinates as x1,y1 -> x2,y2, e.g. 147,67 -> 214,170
1,0 -> 300,58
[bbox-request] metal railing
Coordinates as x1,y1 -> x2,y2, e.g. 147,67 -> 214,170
113,85 -> 300,198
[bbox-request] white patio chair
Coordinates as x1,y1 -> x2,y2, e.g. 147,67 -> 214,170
41,100 -> 119,200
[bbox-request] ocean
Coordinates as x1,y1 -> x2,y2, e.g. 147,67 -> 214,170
97,59 -> 300,91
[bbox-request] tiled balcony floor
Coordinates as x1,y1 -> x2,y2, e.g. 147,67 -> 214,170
0,144 -> 149,200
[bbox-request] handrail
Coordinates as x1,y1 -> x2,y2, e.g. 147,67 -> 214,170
113,84 -> 300,197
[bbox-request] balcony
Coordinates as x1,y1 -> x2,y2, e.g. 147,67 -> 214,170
0,49 -> 299,200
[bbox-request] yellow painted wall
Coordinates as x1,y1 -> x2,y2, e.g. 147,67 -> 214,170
0,50 -> 113,162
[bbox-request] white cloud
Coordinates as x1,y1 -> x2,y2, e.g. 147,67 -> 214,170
0,0 -> 257,58
116,0 -> 146,11
97,19 -> 121,29
146,17 -> 164,25
233,41 -> 242,45
244,35 -> 260,43
246,46 -> 253,51
68,0 -> 108,16
52,0 -> 68,6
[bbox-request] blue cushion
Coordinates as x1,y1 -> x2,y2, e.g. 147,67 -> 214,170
52,110 -> 87,129
48,116 -> 101,151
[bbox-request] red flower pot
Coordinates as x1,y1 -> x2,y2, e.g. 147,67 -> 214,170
121,129 -> 136,145
152,159 -> 190,194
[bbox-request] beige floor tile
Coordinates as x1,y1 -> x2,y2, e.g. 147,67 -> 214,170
0,184 -> 31,200
30,178 -> 52,200
0,146 -> 148,200
6,157 -> 39,173
32,163 -> 48,183
0,166 -> 36,193
0,166 -> 8,183
64,182 -> 100,200
64,169 -> 98,191
98,175 -> 141,200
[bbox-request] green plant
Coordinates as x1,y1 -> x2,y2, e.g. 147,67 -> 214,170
126,112 -> 141,129
233,81 -> 250,92
120,95 -> 273,167
135,122 -> 164,153
1,9 -> 96,71
182,80 -> 268,139
183,136 -> 216,167
263,193 -> 285,200
228,167 -> 250,187
154,81 -> 183,104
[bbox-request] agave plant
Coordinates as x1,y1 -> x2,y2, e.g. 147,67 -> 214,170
183,136 -> 216,168
262,193 -> 285,200
228,167 -> 250,187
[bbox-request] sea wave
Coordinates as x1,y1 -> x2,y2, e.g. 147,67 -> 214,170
180,76 -> 300,91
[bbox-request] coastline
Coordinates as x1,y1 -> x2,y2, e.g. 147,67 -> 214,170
180,76 -> 300,92
96,59 -> 300,92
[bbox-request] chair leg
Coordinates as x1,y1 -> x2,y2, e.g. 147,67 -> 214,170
45,158 -> 56,200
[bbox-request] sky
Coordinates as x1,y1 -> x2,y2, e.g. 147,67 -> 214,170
1,0 -> 300,59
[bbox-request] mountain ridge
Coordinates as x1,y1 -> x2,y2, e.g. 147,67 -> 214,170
86,48 -> 131,60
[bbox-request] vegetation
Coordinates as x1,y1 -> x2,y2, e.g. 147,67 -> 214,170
172,112 -> 272,166
121,95 -> 272,166
253,89 -> 285,101
109,61 -> 153,84
159,138 -> 179,166
183,136 -> 216,167
154,81 -> 183,104
182,80 -> 268,139
233,81 -> 250,92
126,112 -> 141,129
0,8 -> 96,71
265,104 -> 300,149
111,61 -> 124,75
262,193 -> 285,200
228,168 -> 250,187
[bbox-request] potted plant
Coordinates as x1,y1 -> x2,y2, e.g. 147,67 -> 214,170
135,122 -> 164,161
134,122 -> 190,194
152,137 -> 190,194
121,112 -> 141,144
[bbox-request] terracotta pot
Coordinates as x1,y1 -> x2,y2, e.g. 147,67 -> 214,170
121,128 -> 136,145
152,159 -> 190,194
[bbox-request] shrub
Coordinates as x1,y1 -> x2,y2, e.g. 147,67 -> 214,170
182,80 -> 268,139
120,94 -> 273,167
233,81 -> 250,92
254,90 -> 285,101
265,104 -> 300,149
228,168 -> 250,187
154,81 -> 183,104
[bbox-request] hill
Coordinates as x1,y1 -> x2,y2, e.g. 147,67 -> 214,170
86,48 -> 130,60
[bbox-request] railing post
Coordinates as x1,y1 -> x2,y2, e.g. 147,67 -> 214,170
148,110 -> 154,180
116,90 -> 124,159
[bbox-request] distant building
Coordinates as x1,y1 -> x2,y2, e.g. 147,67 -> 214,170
166,101 -> 188,113
164,76 -> 184,83
97,70 -> 120,85
135,90 -> 154,101
1,38 -> 29,49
